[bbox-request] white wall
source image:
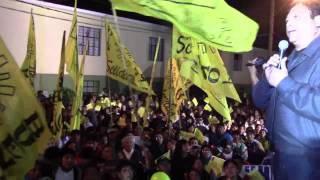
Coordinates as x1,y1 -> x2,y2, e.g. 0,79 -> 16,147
221,48 -> 271,85
0,0 -> 171,78
0,0 -> 271,89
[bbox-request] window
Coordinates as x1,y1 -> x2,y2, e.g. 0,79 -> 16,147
78,26 -> 101,56
148,37 -> 164,61
84,80 -> 100,94
233,54 -> 243,71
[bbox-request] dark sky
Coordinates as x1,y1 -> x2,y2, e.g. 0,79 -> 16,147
40,0 -> 291,50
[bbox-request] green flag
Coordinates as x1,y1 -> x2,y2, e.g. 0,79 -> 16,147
21,11 -> 36,87
111,0 -> 259,52
65,0 -> 78,88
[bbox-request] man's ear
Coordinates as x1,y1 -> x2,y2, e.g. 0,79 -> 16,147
315,15 -> 320,29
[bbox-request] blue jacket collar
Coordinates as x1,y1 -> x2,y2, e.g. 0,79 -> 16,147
300,35 -> 320,58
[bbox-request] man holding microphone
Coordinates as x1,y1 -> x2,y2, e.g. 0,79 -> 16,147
248,1 -> 320,179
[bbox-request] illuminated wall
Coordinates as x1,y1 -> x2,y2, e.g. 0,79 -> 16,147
0,0 -> 269,94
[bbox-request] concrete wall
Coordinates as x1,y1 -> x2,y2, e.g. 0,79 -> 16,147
0,0 -> 171,93
0,0 -> 271,95
222,47 -> 270,86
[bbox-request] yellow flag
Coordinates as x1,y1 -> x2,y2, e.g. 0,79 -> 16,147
111,101 -> 116,107
204,97 -> 209,104
155,151 -> 171,164
94,104 -> 101,112
173,27 -> 240,102
204,104 -> 212,112
101,97 -> 111,108
86,102 -> 94,110
70,43 -> 87,130
204,156 -> 225,176
161,58 -> 187,121
179,131 -> 195,141
192,97 -> 198,106
131,111 -> 138,123
173,27 -> 234,120
247,169 -> 265,180
137,106 -> 146,118
21,12 -> 36,87
51,31 -> 66,140
194,128 -> 205,144
198,44 -> 241,102
111,0 -> 259,52
208,115 -> 220,125
65,0 -> 78,88
0,37 -> 50,179
105,20 -> 153,94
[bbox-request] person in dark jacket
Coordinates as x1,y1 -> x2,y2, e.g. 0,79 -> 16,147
249,1 -> 320,179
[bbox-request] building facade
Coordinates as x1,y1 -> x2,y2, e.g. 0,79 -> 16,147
0,0 -> 269,96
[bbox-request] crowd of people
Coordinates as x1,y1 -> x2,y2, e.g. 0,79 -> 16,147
26,89 -> 270,180
20,1 -> 320,179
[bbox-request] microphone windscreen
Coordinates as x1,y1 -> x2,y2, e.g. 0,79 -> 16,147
278,40 -> 289,51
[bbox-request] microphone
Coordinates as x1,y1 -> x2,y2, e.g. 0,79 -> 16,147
277,40 -> 289,68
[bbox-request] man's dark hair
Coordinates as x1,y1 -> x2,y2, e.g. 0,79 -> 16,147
293,1 -> 320,18
116,160 -> 134,171
60,147 -> 75,158
223,159 -> 241,171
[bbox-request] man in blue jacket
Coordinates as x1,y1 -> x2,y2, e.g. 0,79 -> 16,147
248,1 -> 320,179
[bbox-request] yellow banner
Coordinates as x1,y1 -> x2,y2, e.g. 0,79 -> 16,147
204,104 -> 212,112
161,58 -> 187,121
0,37 -> 50,179
65,0 -> 78,88
179,131 -> 195,141
111,0 -> 259,52
70,43 -> 87,130
173,27 -> 238,119
173,27 -> 240,102
205,155 -> 225,176
21,12 -> 36,87
194,128 -> 205,144
192,97 -> 198,106
51,31 -> 66,140
105,20 -> 153,94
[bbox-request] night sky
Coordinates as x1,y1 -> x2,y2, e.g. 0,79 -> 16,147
40,0 -> 291,50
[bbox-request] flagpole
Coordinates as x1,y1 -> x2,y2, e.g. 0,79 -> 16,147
111,8 -> 134,129
144,37 -> 161,127
107,70 -> 113,127
111,8 -> 132,92
104,16 -> 114,128
167,58 -> 173,129
268,0 -> 275,56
